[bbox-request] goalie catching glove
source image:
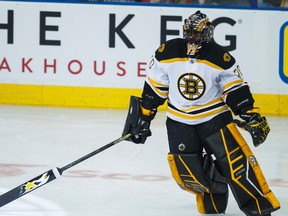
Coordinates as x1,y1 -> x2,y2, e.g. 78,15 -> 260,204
233,107 -> 270,147
122,96 -> 156,144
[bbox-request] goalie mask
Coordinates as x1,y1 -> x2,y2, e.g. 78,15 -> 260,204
183,10 -> 214,58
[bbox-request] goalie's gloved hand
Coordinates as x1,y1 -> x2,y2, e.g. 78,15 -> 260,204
122,96 -> 157,144
233,107 -> 270,147
130,108 -> 154,144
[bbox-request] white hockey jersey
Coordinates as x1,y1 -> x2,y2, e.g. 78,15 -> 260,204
145,38 -> 248,125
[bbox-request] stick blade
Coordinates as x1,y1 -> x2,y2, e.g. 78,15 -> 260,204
0,168 -> 61,208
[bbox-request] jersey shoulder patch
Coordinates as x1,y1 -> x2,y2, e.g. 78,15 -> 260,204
155,38 -> 187,61
198,42 -> 236,70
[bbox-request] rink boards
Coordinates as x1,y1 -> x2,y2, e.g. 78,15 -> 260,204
0,1 -> 287,115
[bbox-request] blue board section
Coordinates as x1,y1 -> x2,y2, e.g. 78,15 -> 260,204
279,21 -> 288,83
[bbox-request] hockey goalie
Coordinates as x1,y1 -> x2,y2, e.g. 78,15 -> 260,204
122,10 -> 280,216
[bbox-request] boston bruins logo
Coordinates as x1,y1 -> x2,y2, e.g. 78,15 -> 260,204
178,73 -> 206,100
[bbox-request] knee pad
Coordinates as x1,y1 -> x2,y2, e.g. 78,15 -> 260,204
167,153 -> 228,214
205,122 -> 280,216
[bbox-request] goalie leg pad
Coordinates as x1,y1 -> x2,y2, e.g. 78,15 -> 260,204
167,153 -> 229,214
205,123 -> 280,216
196,191 -> 229,214
167,153 -> 228,194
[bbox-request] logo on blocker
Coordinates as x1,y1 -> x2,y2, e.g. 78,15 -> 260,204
279,21 -> 288,84
178,73 -> 206,100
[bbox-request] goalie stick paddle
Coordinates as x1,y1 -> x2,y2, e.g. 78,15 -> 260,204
0,133 -> 132,208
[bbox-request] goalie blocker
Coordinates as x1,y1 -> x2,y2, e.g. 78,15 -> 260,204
122,96 -> 156,144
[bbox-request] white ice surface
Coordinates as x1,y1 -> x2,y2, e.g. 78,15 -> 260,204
0,105 -> 287,216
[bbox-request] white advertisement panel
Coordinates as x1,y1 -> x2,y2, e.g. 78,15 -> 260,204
0,2 -> 287,94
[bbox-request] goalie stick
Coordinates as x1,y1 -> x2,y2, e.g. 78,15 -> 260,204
0,133 -> 132,208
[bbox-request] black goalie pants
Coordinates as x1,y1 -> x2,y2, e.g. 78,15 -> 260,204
166,111 -> 280,216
